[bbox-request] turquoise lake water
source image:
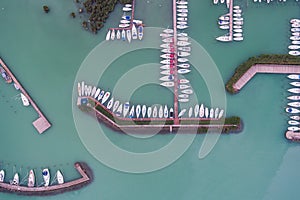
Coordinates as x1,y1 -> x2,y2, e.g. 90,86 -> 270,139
0,0 -> 300,199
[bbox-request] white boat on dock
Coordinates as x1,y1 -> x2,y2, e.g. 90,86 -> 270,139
111,29 -> 115,40
178,98 -> 189,103
160,81 -> 174,87
177,24 -> 189,30
91,86 -> 96,97
286,107 -> 300,114
179,79 -> 189,84
178,51 -> 190,57
20,93 -> 30,106
147,106 -> 152,118
138,26 -> 144,40
101,92 -> 111,104
164,105 -> 168,118
291,27 -> 300,32
288,95 -> 300,100
178,46 -> 191,52
177,41 -> 190,46
288,102 -> 300,108
178,58 -> 189,62
57,170 -> 64,184
199,104 -> 204,118
233,37 -> 244,41
126,29 -> 132,43
42,168 -> 50,187
288,120 -> 300,125
205,107 -> 209,118
188,107 -> 193,118
289,88 -> 300,94
116,104 -> 123,117
178,63 -> 190,68
214,108 -> 219,119
11,173 -> 19,185
116,30 -> 121,40
194,104 -> 199,117
129,105 -> 135,118
291,115 -> 300,120
142,105 -> 147,118
152,106 -> 158,118
177,9 -> 188,13
177,13 -> 188,17
178,69 -> 191,74
159,106 -> 163,118
288,74 -> 300,80
218,109 -> 224,118
181,89 -> 193,94
290,82 -> 300,87
163,29 -> 173,34
0,170 -> 4,182
288,126 -> 300,131
119,23 -> 130,28
177,5 -> 187,9
179,94 -> 189,99
136,104 -> 141,118
220,25 -> 230,30
107,97 -> 114,110
179,84 -> 190,89
178,109 -> 186,118
289,51 -> 300,56
132,24 -> 137,40
122,7 -> 132,12
28,169 -> 35,187
122,29 -> 126,41
289,45 -> 300,50
177,1 -> 188,5
94,88 -> 100,99
106,30 -> 111,41
216,35 -> 232,42
113,100 -> 120,112
209,108 -> 214,118
123,102 -> 130,117
160,75 -> 174,81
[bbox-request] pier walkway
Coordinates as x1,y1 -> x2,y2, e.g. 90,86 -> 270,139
233,64 -> 300,91
172,0 -> 179,125
228,0 -> 233,41
0,162 -> 91,196
0,57 -> 51,134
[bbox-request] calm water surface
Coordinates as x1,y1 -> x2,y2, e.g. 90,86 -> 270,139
0,0 -> 299,199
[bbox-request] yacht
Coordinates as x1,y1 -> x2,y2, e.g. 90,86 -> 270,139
288,102 -> 300,108
11,173 -> 19,185
116,104 -> 123,117
289,45 -> 300,50
205,107 -> 209,118
152,106 -> 158,118
21,93 -> 30,106
160,75 -> 174,81
122,29 -> 126,41
286,107 -> 300,114
218,109 -> 224,118
106,97 -> 114,110
214,108 -> 219,119
158,106 -> 163,118
181,89 -> 193,94
111,29 -> 115,40
290,115 -> 300,120
179,84 -> 190,89
94,88 -> 100,99
42,168 -> 50,186
178,69 -> 191,74
288,95 -> 300,100
160,81 -> 174,87
188,107 -> 193,118
106,30 -> 111,41
132,24 -> 138,40
177,24 -> 189,29
289,51 -> 300,56
129,105 -> 135,118
101,91 -> 111,104
138,25 -> 143,40
28,169 -> 35,187
288,88 -> 300,94
216,35 -> 232,42
194,104 -> 199,117
290,82 -> 300,87
116,30 -> 121,40
178,98 -> 189,103
288,74 -> 300,80
57,170 -> 64,184
164,105 -> 168,118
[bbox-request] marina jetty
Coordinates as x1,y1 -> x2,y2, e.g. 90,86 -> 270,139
0,57 -> 51,134
77,97 -> 242,134
226,54 -> 300,94
0,162 -> 92,196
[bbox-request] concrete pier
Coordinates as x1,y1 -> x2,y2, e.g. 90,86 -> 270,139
0,57 -> 51,134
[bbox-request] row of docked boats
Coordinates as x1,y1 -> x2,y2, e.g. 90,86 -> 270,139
105,24 -> 144,43
178,104 -> 224,119
176,0 -> 189,30
0,168 -> 64,187
289,19 -> 300,56
213,0 -> 231,8
286,74 -> 300,132
78,82 -> 175,118
216,6 -> 243,42
0,66 -> 12,83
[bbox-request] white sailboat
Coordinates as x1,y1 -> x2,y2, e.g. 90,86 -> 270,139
56,170 -> 64,184
178,109 -> 186,118
28,169 -> 35,187
107,97 -> 114,110
132,24 -> 137,40
20,93 -> 30,106
164,105 -> 168,118
136,105 -> 141,118
127,29 -> 132,43
106,30 -> 111,41
194,104 -> 199,117
142,105 -> 147,118
42,168 -> 50,187
147,106 -> 152,118
112,100 -> 120,112
129,105 -> 135,118
123,102 -> 130,117
152,106 -> 158,118
199,104 -> 204,118
101,92 -> 111,104
158,106 -> 163,118
188,107 -> 193,118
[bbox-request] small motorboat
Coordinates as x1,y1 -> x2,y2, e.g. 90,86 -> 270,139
132,24 -> 137,40
177,37 -> 188,41
292,40 -> 300,45
57,170 -> 64,184
127,29 -> 132,43
289,51 -> 300,56
181,89 -> 193,94
288,101 -> 300,108
219,15 -> 230,21
158,106 -> 163,118
138,25 -> 143,40
291,27 -> 300,32
160,81 -> 174,87
179,84 -> 190,89
179,79 -> 189,84
178,69 -> 191,74
290,82 -> 300,87
288,74 -> 300,80
177,5 -> 187,9
178,63 -> 190,68
136,105 -> 141,118
177,9 -> 188,13
233,29 -> 243,33
164,105 -> 168,118
220,25 -> 230,30
101,91 -> 111,104
120,19 -> 130,24
233,37 -> 244,41
177,21 -> 188,25
178,109 -> 186,118
178,98 -> 189,103
209,108 -> 214,118
290,36 -> 300,40
28,169 -> 35,187
123,102 -> 130,117
122,7 -> 132,12
42,168 -> 50,187
199,104 -> 204,118
20,93 -> 30,106
288,88 -> 300,94
116,104 -> 123,117
188,107 -> 193,118
178,58 -> 189,62
147,106 -> 152,118
290,115 -> 300,120
107,97 -> 114,110
288,126 -> 300,131
160,53 -> 174,59
152,106 -> 158,118
177,17 -> 188,21
288,95 -> 300,100
177,13 -> 188,17
289,45 -> 300,50
119,23 -> 130,28
11,173 -> 19,185
0,170 -> 4,182
286,107 -> 300,114
194,104 -> 199,117
288,120 -> 300,125
97,90 -> 105,101
106,30 -> 111,41
160,65 -> 171,70
163,29 -> 173,34
160,33 -> 173,38
112,100 -> 120,112
129,105 -> 135,118
142,105 -> 147,118
218,20 -> 229,25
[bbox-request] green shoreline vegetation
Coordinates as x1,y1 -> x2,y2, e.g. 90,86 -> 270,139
73,0 -> 133,34
226,54 -> 300,94
78,103 -> 242,133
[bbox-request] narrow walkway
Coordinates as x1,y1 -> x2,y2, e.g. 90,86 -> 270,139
228,0 -> 233,40
173,0 -> 179,125
233,64 -> 300,91
0,58 -> 51,134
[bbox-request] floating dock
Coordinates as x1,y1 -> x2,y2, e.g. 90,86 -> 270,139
233,64 -> 300,91
228,0 -> 233,41
0,57 -> 51,134
0,162 -> 92,196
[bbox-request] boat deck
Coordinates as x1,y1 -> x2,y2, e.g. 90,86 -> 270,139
0,57 -> 51,134
233,64 -> 300,91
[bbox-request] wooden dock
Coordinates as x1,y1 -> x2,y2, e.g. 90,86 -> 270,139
0,162 -> 91,195
233,64 -> 300,91
0,57 -> 51,134
173,0 -> 179,125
